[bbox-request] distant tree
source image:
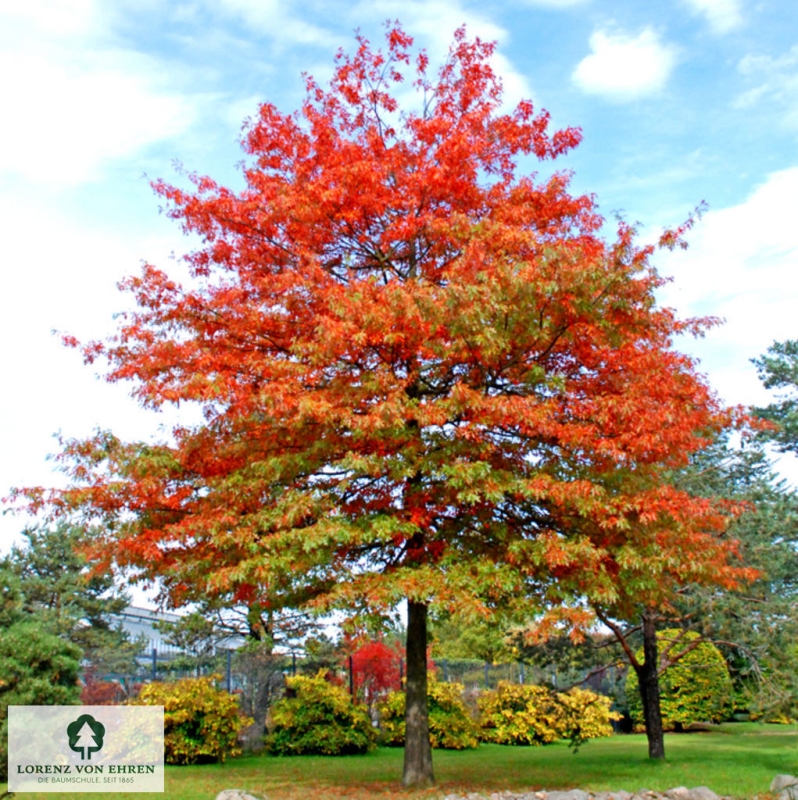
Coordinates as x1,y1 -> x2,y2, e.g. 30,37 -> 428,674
155,611 -> 219,668
509,629 -> 623,692
231,639 -> 288,751
153,600 -> 321,741
154,594 -> 317,659
302,633 -> 344,675
430,616 -> 513,664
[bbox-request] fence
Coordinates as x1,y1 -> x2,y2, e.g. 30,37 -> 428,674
84,646 -> 623,704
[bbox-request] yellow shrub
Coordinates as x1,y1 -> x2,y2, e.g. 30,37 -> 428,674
478,683 -> 562,745
134,675 -> 252,765
479,682 -> 619,747
266,672 -> 377,755
554,686 -> 621,747
379,678 -> 480,750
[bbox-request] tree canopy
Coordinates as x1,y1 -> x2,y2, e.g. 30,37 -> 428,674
9,25 -> 754,784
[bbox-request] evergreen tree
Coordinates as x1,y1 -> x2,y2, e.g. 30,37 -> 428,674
0,562 -> 82,781
754,339 -> 798,455
2,523 -> 141,675
676,436 -> 798,704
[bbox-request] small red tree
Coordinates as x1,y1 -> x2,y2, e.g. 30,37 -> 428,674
351,640 -> 402,709
11,25 -> 753,785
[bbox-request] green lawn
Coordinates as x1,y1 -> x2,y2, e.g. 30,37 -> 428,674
3,724 -> 797,800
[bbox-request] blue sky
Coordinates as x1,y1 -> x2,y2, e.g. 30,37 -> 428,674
2,0 -> 798,562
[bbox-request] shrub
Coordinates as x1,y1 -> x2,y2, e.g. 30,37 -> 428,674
554,686 -> 621,746
379,678 -> 480,750
266,671 -> 377,755
626,630 -> 733,731
478,682 -> 618,746
134,674 -> 252,765
478,682 -> 563,745
81,667 -> 123,705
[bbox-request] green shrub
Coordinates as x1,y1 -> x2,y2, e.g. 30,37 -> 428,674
379,678 -> 480,749
134,674 -> 252,765
626,630 -> 733,731
266,671 -> 377,755
478,682 -> 563,745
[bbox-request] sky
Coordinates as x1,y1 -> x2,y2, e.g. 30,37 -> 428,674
2,0 -> 797,580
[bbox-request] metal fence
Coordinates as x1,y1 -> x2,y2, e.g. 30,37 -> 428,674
85,648 -> 623,700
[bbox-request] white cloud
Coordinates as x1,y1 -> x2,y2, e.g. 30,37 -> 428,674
0,3 -> 200,186
209,0 -> 331,45
735,46 -> 798,131
0,50 -> 198,186
514,0 -> 587,6
0,188 -> 198,556
572,27 -> 677,101
682,0 -> 743,34
0,0 -> 101,37
656,168 -> 798,407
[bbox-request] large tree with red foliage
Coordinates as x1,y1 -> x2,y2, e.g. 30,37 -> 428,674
13,26 -> 752,784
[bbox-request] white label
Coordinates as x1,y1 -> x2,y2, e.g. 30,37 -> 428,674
8,705 -> 164,792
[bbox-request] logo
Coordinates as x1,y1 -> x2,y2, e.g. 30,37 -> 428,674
66,713 -> 106,760
9,705 -> 164,792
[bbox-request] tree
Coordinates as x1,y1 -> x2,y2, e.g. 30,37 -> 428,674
625,630 -> 732,730
592,609 -> 668,758
584,430 -> 798,755
754,340 -> 798,454
512,435 -> 795,751
752,339 -> 798,713
0,582 -> 82,781
351,639 -> 402,711
430,614 -> 514,664
587,513 -> 756,762
670,434 -> 798,719
11,26 -> 751,784
1,524 -> 140,675
546,453 -> 758,760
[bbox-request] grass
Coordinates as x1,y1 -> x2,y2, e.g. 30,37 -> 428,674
3,724 -> 797,800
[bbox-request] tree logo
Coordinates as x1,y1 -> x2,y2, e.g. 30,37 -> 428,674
67,714 -> 106,760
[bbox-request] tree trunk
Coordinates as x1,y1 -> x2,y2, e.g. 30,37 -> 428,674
402,599 -> 434,787
637,611 -> 666,760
